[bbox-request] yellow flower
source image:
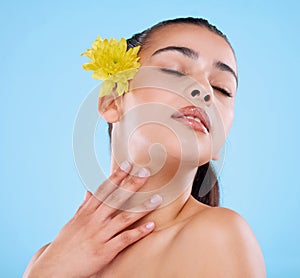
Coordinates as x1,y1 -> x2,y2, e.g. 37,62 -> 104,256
81,36 -> 141,97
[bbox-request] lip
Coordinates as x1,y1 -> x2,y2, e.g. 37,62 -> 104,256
171,106 -> 211,134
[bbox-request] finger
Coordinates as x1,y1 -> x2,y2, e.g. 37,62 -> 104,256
105,222 -> 155,256
101,194 -> 162,241
86,161 -> 132,211
84,191 -> 92,202
74,191 -> 93,215
95,167 -> 150,219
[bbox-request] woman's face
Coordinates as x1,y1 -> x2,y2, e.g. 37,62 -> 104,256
112,24 -> 238,170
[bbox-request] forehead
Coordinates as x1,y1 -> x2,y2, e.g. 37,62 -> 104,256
140,24 -> 237,73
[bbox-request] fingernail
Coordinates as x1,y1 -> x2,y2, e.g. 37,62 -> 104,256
145,222 -> 154,229
150,194 -> 162,204
138,167 -> 150,178
120,160 -> 131,172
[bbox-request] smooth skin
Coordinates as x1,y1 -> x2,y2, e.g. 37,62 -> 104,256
23,164 -> 163,278
24,24 -> 266,278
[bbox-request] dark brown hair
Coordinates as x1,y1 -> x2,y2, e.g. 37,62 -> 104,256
108,17 -> 234,207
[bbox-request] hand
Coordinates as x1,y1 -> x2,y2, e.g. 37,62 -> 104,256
25,161 -> 162,278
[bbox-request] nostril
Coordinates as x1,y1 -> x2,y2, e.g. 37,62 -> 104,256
191,89 -> 201,97
204,95 -> 210,102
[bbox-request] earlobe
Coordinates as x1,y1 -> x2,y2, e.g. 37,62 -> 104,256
98,94 -> 121,123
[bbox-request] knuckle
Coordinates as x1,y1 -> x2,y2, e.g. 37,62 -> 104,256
119,212 -> 133,223
137,225 -> 147,234
107,191 -> 121,204
141,202 -> 153,212
127,176 -> 143,190
120,231 -> 132,245
88,239 -> 109,261
94,184 -> 109,201
94,184 -> 105,197
112,168 -> 127,180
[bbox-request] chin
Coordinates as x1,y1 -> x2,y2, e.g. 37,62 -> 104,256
127,131 -> 212,170
113,119 -> 213,170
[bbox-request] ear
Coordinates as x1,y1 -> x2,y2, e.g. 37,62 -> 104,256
98,93 -> 122,123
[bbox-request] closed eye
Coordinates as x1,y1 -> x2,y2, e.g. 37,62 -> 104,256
161,68 -> 233,98
212,86 -> 233,98
160,68 -> 185,77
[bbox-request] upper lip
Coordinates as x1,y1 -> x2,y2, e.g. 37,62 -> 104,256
171,106 -> 211,132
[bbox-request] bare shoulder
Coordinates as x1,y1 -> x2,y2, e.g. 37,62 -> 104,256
173,206 -> 266,277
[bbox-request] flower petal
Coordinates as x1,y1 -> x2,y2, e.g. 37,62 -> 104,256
99,80 -> 115,97
81,36 -> 141,97
82,63 -> 98,71
116,81 -> 128,96
92,68 -> 109,80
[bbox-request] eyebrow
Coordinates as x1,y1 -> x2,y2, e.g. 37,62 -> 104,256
152,45 -> 238,86
152,46 -> 198,60
214,61 -> 238,86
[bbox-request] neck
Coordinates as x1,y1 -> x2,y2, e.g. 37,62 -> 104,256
111,157 -> 199,231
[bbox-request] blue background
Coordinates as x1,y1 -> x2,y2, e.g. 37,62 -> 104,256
1,0 -> 299,277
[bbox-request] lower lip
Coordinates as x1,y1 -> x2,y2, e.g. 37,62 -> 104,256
172,117 -> 209,134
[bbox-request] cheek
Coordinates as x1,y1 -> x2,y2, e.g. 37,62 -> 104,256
121,89 -> 168,110
221,106 -> 234,137
121,88 -> 184,118
119,91 -> 184,166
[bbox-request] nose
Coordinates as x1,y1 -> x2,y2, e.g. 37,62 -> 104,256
185,82 -> 213,107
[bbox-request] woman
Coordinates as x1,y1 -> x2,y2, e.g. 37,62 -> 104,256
24,17 -> 266,277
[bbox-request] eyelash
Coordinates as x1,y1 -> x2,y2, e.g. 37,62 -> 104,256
212,86 -> 233,98
160,68 -> 185,76
160,67 -> 233,98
